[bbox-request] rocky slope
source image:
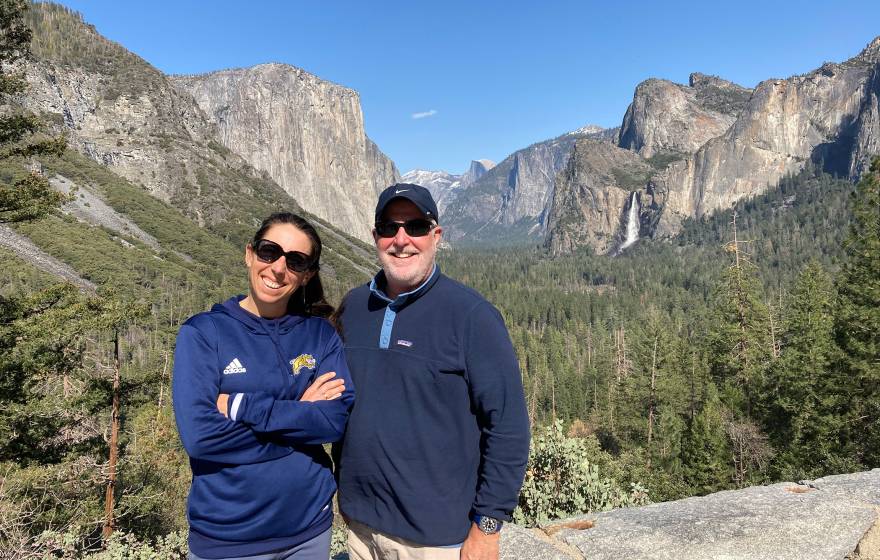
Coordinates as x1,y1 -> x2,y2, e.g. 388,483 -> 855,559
171,64 -> 399,242
0,225 -> 96,292
21,4 -> 267,226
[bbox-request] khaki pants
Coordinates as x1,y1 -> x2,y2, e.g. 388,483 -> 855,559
347,518 -> 461,560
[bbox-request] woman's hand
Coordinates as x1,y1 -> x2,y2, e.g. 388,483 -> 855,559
217,393 -> 229,417
300,372 -> 346,402
214,372 -> 344,418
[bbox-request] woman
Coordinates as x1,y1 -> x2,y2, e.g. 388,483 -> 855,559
173,212 -> 354,560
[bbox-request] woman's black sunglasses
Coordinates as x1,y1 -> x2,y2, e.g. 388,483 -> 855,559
252,239 -> 315,273
374,218 -> 436,238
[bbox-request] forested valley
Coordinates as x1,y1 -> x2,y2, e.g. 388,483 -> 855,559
442,163 -> 880,521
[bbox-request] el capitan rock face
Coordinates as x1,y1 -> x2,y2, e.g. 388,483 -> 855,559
21,3 -> 398,243
171,64 -> 399,242
17,3 -> 381,288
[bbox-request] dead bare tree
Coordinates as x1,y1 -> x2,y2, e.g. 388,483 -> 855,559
102,330 -> 121,541
722,411 -> 774,487
646,336 -> 659,451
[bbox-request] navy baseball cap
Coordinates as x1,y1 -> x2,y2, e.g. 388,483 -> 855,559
374,183 -> 439,223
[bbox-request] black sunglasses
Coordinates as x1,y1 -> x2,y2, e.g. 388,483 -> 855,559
374,218 -> 436,238
252,239 -> 315,273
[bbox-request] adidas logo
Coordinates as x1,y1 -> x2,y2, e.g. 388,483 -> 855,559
223,358 -> 247,375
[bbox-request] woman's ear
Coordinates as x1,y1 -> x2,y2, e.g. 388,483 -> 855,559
245,243 -> 254,267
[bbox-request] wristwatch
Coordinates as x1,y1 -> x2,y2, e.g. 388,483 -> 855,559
472,513 -> 503,535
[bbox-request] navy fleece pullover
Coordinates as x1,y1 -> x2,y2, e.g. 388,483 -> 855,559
336,267 -> 530,546
172,297 -> 354,559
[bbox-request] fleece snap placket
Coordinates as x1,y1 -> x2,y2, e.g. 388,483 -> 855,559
369,264 -> 437,350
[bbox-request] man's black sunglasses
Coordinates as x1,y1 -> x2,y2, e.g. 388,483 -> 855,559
252,239 -> 315,273
374,218 -> 436,238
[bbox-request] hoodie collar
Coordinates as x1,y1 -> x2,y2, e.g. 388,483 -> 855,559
213,295 -> 308,334
370,264 -> 439,309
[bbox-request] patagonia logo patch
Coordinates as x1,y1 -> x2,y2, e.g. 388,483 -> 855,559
290,354 -> 316,376
396,339 -> 413,347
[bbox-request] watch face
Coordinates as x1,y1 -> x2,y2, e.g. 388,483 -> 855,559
479,516 -> 499,534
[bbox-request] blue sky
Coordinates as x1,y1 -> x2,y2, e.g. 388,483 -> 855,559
52,0 -> 880,174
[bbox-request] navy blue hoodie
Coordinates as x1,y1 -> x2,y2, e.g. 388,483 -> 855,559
336,267 -> 530,546
172,296 -> 354,559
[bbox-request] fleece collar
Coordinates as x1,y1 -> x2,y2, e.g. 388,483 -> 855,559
369,264 -> 439,309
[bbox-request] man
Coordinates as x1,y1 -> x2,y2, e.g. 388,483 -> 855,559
335,183 -> 530,560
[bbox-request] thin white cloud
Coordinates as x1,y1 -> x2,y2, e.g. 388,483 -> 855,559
411,109 -> 438,120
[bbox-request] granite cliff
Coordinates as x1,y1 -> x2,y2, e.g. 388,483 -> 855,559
546,37 -> 880,254
21,4 -> 398,245
544,140 -> 652,255
652,37 -> 880,238
402,159 -> 495,215
618,73 -> 752,159
171,65 -> 399,242
443,127 -> 616,244
22,5 -> 238,223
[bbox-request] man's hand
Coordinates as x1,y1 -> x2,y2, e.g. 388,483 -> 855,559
300,372 -> 346,402
460,523 -> 500,560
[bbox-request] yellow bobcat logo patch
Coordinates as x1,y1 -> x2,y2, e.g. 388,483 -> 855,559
290,354 -> 316,376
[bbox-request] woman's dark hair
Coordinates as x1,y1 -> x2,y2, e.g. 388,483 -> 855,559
251,212 -> 334,318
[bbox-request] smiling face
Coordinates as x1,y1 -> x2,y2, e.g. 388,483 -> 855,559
242,223 -> 315,318
374,198 -> 442,299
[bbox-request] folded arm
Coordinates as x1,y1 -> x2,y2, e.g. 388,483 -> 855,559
172,322 -> 293,465
222,330 -> 354,445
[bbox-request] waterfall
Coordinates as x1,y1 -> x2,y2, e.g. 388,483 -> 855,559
620,192 -> 639,251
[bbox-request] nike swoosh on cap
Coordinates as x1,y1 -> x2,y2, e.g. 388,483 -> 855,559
394,189 -> 409,194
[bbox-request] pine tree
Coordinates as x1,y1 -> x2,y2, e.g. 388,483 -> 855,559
680,385 -> 731,494
707,212 -> 774,417
0,0 -> 65,224
835,157 -> 880,466
765,260 -> 842,476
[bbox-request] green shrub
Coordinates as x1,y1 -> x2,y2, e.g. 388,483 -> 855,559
514,420 -> 649,525
37,529 -> 188,559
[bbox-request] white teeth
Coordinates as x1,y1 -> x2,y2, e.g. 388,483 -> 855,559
262,277 -> 282,289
